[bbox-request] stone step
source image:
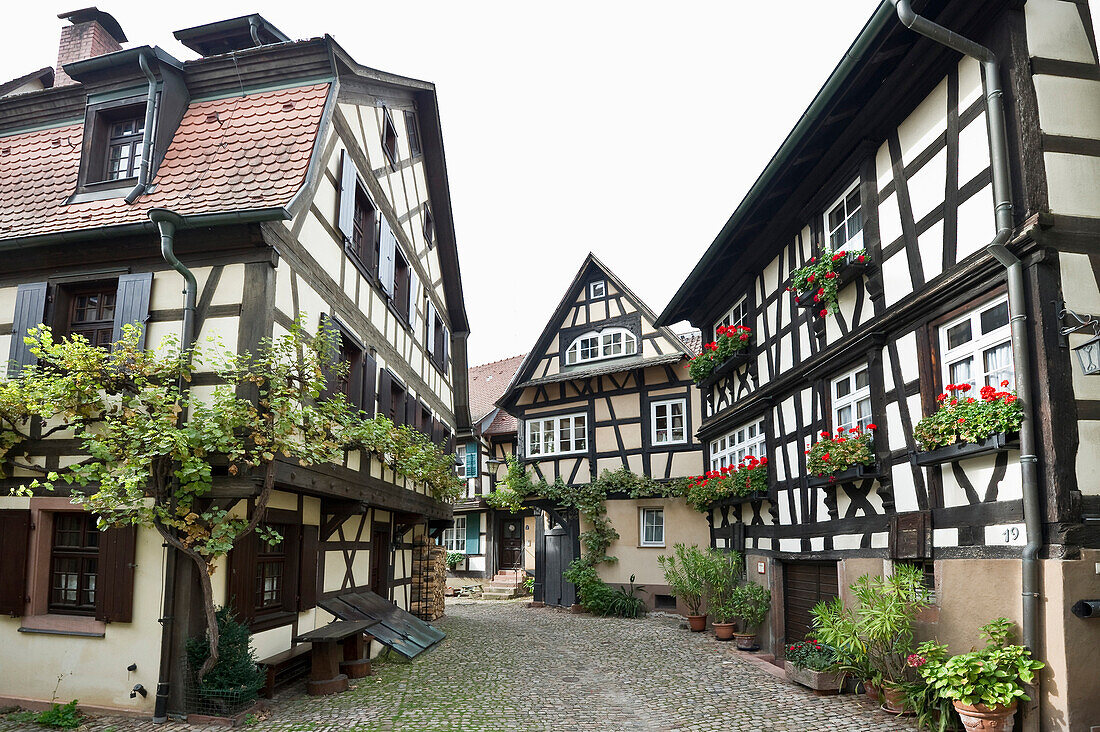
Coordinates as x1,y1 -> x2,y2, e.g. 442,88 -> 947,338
481,589 -> 521,600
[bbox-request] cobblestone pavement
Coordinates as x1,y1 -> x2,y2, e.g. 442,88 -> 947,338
1,599 -> 917,731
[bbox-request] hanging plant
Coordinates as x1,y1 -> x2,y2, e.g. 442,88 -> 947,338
805,424 -> 876,478
688,325 -> 753,384
912,382 -> 1022,451
788,248 -> 867,317
685,455 -> 769,511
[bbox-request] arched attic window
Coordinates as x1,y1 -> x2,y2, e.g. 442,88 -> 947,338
564,327 -> 637,365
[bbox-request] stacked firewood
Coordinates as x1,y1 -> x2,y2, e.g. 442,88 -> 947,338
410,535 -> 447,620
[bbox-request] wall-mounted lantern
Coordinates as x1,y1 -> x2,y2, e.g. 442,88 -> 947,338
1059,305 -> 1100,376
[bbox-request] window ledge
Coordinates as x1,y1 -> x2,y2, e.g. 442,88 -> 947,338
638,544 -> 666,549
19,614 -> 106,637
251,610 -> 297,633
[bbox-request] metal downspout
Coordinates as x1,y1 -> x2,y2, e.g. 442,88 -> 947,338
125,51 -> 160,205
891,2 -> 1042,727
147,208 -> 193,723
248,16 -> 263,47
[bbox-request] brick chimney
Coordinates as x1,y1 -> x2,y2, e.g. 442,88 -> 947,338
55,8 -> 128,86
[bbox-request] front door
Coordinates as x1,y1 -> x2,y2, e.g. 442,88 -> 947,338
498,518 -> 523,570
370,526 -> 391,600
783,560 -> 839,646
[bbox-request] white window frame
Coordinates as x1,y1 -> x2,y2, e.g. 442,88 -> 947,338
564,328 -> 638,366
589,280 -> 606,298
824,179 -> 864,253
651,398 -> 687,446
831,363 -> 872,432
639,507 -> 665,547
525,413 -> 588,457
442,515 -> 466,553
710,417 -> 767,470
939,296 -> 1014,391
714,296 -> 748,340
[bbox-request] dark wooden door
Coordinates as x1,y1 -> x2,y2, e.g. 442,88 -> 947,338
783,561 -> 839,644
498,518 -> 523,570
370,527 -> 390,600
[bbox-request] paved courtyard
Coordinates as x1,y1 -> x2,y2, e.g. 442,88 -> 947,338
2,599 -> 915,731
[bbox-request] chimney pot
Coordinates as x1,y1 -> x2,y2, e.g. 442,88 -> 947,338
55,7 -> 127,86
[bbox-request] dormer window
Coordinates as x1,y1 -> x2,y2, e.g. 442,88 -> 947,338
106,115 -> 145,180
589,280 -> 606,298
565,327 -> 637,366
825,180 -> 863,252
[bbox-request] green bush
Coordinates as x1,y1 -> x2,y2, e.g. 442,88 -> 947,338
30,700 -> 81,729
705,551 -> 744,624
446,551 -> 464,570
185,606 -> 265,707
564,561 -> 646,618
731,582 -> 771,632
656,544 -> 710,615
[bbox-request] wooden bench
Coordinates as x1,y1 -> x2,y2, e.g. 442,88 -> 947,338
258,644 -> 312,699
293,620 -> 378,696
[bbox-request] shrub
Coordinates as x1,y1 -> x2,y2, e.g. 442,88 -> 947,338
446,551 -> 464,570
706,551 -> 745,624
786,639 -> 839,671
849,564 -> 931,684
33,700 -> 82,729
806,424 -> 876,477
913,382 -> 1022,451
564,561 -> 646,618
656,544 -> 711,615
185,607 -> 265,712
688,326 -> 753,383
731,582 -> 771,633
685,456 -> 768,511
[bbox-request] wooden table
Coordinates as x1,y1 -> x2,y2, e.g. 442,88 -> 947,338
293,620 -> 378,696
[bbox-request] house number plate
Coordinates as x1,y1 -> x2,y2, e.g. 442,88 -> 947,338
985,523 -> 1027,546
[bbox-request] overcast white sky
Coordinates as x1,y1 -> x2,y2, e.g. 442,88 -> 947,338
7,2 -> 1093,367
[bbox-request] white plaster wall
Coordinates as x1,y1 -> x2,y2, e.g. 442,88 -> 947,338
1025,0 -> 1098,64
1045,153 -> 1100,218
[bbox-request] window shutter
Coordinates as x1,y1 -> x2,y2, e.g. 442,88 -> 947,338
414,397 -> 427,434
7,282 -> 48,377
465,513 -> 480,555
281,524 -> 301,613
298,524 -> 319,611
404,392 -> 417,428
408,270 -> 420,335
96,524 -> 136,623
377,368 -> 393,421
111,272 -> 153,348
431,417 -> 444,446
445,430 -> 455,455
465,444 -> 477,477
440,326 -> 450,375
337,149 -> 358,245
226,532 -> 258,624
425,300 -> 436,352
378,216 -> 397,297
0,509 -> 31,616
362,351 -> 378,417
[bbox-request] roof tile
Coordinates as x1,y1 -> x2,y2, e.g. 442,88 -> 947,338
468,354 -> 525,426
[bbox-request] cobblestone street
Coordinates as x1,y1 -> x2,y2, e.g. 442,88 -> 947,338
2,599 -> 916,731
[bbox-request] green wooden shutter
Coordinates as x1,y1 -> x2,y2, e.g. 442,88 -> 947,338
465,513 -> 480,555
464,444 -> 477,477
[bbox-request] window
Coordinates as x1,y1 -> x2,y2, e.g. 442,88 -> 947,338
651,398 -> 687,445
392,250 -> 411,322
564,328 -> 638,365
404,110 -> 421,157
457,443 -> 477,479
442,515 -> 466,553
335,334 -> 363,406
832,364 -> 872,431
350,187 -> 378,271
49,513 -> 99,615
589,280 -> 606,298
640,508 -> 664,547
422,205 -> 435,248
939,297 -> 1013,391
255,526 -> 288,614
526,413 -> 587,456
710,418 -> 766,470
825,180 -> 864,252
65,284 -> 116,347
105,116 -> 144,181
902,561 -> 937,604
382,108 -> 399,166
714,297 -> 748,340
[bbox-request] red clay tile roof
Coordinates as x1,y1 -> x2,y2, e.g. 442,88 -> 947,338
0,82 -> 329,241
677,330 -> 702,356
483,408 -> 516,437
469,354 -> 525,425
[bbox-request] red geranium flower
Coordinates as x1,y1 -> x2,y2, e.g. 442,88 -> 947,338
821,453 -> 830,461
857,255 -> 865,263
867,424 -> 876,430
1001,379 -> 1010,387
819,309 -> 828,317
825,272 -> 836,279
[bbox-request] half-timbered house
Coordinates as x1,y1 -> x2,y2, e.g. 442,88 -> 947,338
657,0 -> 1100,726
498,255 -> 707,610
0,10 -> 469,718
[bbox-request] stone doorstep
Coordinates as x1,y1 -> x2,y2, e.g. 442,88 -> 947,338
728,648 -> 787,681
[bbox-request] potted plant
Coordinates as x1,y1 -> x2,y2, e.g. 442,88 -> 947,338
731,582 -> 771,650
913,618 -> 1044,731
657,544 -> 710,631
685,455 -> 769,512
810,596 -> 875,696
805,424 -> 877,486
912,382 -> 1022,465
687,325 -> 753,385
446,551 -> 464,573
706,550 -> 744,641
788,248 -> 867,318
785,638 -> 843,692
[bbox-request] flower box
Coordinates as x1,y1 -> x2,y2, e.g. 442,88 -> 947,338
792,252 -> 868,310
784,662 -> 843,693
912,432 -> 1018,467
711,489 -> 769,508
806,462 -> 878,488
697,350 -> 752,391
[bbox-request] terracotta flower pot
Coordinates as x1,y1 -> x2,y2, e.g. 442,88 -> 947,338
734,632 -> 757,650
687,614 -> 707,632
881,682 -> 909,713
863,680 -> 881,703
713,621 -> 735,640
952,700 -> 1017,731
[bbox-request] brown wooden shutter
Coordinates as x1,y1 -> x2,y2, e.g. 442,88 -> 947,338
226,532 -> 258,624
362,352 -> 378,417
298,525 -> 319,611
96,524 -> 137,622
337,150 -> 358,245
414,397 -> 427,434
440,327 -> 450,375
0,510 -> 31,616
889,511 -> 933,560
281,525 -> 301,613
111,273 -> 153,348
7,282 -> 48,377
404,393 -> 417,428
377,369 -> 393,421
431,417 -> 444,446
445,430 -> 455,455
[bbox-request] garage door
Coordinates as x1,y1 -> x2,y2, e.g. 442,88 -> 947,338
783,561 -> 839,644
